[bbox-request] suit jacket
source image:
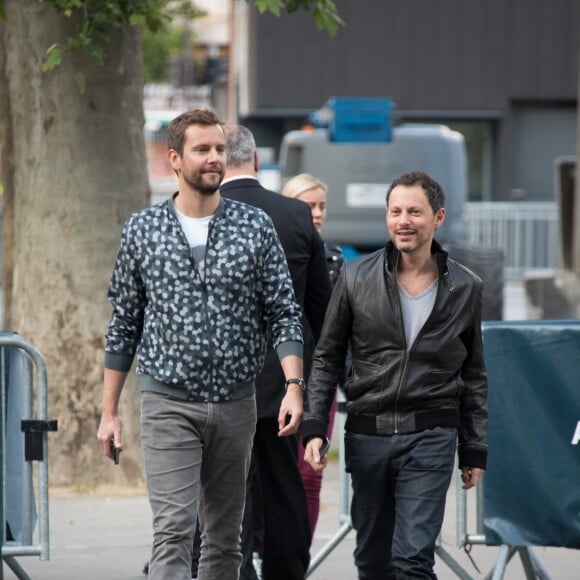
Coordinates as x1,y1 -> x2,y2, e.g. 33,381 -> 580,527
220,177 -> 332,417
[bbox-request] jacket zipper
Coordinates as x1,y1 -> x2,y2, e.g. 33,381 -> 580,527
393,256 -> 449,432
393,349 -> 410,433
175,209 -> 215,400
392,253 -> 408,434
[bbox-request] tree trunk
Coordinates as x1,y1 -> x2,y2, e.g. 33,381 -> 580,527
1,0 -> 149,488
0,13 -> 15,331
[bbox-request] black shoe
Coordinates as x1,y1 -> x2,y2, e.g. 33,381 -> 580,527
143,561 -> 149,575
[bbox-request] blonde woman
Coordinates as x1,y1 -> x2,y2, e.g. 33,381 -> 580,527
281,173 -> 343,284
282,173 -> 344,534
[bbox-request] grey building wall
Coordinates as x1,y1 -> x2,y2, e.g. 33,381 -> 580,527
242,0 -> 579,200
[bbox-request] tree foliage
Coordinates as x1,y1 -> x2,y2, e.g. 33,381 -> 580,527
0,1 -> 201,70
253,0 -> 343,36
0,0 -> 343,71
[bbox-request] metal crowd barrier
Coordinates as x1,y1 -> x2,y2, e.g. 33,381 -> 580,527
436,474 -> 551,580
1,333 -> 57,580
461,201 -> 560,282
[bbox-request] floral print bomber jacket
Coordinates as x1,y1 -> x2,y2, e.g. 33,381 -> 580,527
104,195 -> 303,402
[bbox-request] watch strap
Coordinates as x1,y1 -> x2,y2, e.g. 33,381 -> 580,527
284,377 -> 306,393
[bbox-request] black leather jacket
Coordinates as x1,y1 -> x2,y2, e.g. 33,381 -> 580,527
302,240 -> 488,469
325,242 -> 344,287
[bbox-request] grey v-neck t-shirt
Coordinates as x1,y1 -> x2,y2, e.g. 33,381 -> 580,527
398,279 -> 438,347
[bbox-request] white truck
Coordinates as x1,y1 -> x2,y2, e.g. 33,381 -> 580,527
279,121 -> 467,249
277,98 -> 503,319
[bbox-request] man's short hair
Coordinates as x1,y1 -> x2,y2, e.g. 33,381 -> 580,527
386,171 -> 446,213
167,108 -> 224,156
225,125 -> 256,167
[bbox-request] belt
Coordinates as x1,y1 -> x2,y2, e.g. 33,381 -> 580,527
345,408 -> 460,436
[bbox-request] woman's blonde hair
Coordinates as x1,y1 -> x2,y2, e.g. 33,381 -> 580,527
281,173 -> 328,199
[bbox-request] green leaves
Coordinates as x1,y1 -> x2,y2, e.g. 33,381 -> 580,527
35,0 -> 174,69
5,0 -> 344,71
43,44 -> 63,72
250,0 -> 344,36
310,1 -> 344,36
253,0 -> 282,16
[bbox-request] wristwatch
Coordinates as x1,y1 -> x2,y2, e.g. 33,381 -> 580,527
284,378 -> 306,393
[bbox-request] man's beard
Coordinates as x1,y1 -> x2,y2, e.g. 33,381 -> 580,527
395,232 -> 428,255
184,168 -> 224,196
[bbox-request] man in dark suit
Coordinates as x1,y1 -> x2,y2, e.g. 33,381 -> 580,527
220,124 -> 331,579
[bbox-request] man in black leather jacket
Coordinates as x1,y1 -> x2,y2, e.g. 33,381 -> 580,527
302,171 -> 487,579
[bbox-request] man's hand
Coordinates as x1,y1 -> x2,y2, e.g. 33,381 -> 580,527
97,412 -> 123,463
460,466 -> 484,489
304,437 -> 328,471
277,384 -> 303,436
98,368 -> 127,463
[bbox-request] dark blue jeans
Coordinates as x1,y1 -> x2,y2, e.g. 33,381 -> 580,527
345,427 -> 457,580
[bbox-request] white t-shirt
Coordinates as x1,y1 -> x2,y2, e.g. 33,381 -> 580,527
175,207 -> 213,280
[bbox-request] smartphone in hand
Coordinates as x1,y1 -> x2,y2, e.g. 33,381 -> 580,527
319,437 -> 331,460
110,441 -> 120,465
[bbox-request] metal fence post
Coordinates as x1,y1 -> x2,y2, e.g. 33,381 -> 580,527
0,333 -> 57,579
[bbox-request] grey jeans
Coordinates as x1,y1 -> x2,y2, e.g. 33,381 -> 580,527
141,392 -> 256,580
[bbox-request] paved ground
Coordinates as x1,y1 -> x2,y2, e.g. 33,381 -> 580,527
3,285 -> 578,579
2,459 -> 579,579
